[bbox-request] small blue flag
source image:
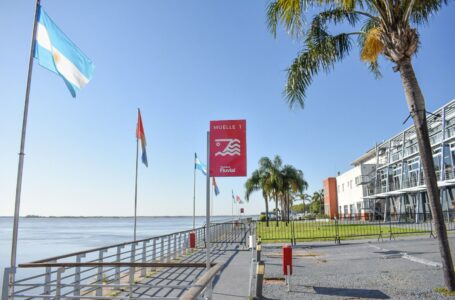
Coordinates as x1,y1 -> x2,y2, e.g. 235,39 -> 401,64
194,153 -> 207,175
212,177 -> 220,196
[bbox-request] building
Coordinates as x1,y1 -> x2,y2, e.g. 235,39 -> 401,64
326,98 -> 455,220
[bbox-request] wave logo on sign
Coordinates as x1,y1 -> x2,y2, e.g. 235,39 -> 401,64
215,139 -> 240,156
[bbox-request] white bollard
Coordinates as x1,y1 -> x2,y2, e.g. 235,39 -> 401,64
249,235 -> 256,249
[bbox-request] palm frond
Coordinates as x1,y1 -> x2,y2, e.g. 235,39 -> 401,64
285,31 -> 353,107
266,0 -> 304,38
368,60 -> 382,78
410,0 -> 448,25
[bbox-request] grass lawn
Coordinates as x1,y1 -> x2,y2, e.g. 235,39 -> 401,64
256,221 -> 431,243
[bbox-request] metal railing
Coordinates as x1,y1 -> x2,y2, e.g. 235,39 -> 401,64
256,211 -> 455,244
3,220 -> 250,300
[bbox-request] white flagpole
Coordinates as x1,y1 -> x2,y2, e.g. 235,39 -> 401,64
193,154 -> 196,230
9,0 -> 41,294
133,123 -> 139,241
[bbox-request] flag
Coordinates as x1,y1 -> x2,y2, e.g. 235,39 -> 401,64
212,177 -> 220,196
194,153 -> 207,175
236,195 -> 244,204
34,5 -> 94,97
136,109 -> 148,167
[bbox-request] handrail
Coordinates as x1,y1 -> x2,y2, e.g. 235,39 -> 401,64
179,263 -> 223,300
30,226 -> 205,264
18,262 -> 215,268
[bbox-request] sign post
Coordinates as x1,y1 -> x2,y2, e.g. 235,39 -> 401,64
205,119 -> 247,298
205,131 -> 212,297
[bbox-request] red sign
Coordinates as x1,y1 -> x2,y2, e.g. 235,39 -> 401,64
209,120 -> 246,177
240,208 -> 244,214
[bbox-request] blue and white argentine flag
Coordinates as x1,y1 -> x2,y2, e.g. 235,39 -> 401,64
34,6 -> 94,97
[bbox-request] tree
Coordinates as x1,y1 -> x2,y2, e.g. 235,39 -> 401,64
297,193 -> 312,213
246,155 -> 307,225
245,169 -> 271,226
281,165 -> 308,221
310,190 -> 325,215
291,203 -> 305,213
266,0 -> 455,290
258,156 -> 284,226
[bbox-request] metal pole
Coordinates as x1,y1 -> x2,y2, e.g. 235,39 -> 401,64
206,131 -> 211,269
134,127 -> 139,241
211,181 -> 214,217
10,0 -> 40,295
232,194 -> 234,221
193,153 -> 197,230
205,131 -> 212,299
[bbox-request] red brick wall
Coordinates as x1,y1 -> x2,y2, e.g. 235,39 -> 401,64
323,177 -> 338,219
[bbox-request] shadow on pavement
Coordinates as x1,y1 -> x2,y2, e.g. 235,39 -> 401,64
312,286 -> 390,299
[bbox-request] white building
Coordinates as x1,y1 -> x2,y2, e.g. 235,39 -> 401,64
336,151 -> 375,218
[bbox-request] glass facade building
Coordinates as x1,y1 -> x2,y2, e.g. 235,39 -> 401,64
362,99 -> 455,219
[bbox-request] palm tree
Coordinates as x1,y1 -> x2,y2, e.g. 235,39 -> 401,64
258,156 -> 284,226
266,0 -> 455,289
299,193 -> 312,213
245,169 -> 271,226
311,190 -> 325,216
281,165 -> 308,221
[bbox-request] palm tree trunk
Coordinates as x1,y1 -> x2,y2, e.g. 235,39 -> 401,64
274,192 -> 279,226
399,57 -> 455,291
264,197 -> 269,227
287,193 -> 290,223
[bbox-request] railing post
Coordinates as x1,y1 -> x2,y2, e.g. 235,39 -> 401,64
167,235 -> 171,262
152,238 -> 157,272
115,245 -> 124,285
160,237 -> 164,262
44,264 -> 53,299
2,268 -> 11,300
141,241 -> 147,277
129,243 -> 137,298
74,253 -> 85,297
96,249 -> 107,296
183,233 -> 188,255
179,233 -> 183,256
55,267 -> 64,300
174,234 -> 178,260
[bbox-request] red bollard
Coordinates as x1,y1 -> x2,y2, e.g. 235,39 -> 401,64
282,244 -> 292,275
189,232 -> 196,249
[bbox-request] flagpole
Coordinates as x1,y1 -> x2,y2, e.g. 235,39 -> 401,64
211,182 -> 214,217
205,131 -> 211,271
9,0 -> 41,294
193,154 -> 196,230
133,113 -> 139,241
231,197 -> 233,221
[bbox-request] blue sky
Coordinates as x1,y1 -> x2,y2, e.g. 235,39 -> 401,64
0,1 -> 454,216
